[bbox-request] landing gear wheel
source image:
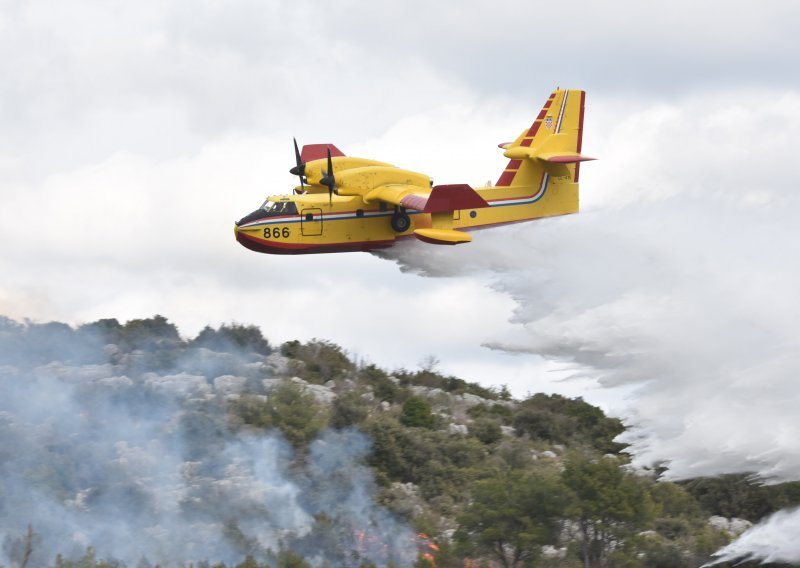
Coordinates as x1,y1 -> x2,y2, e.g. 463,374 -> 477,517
390,210 -> 411,233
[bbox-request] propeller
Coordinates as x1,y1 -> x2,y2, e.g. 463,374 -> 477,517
319,147 -> 336,205
289,137 -> 306,193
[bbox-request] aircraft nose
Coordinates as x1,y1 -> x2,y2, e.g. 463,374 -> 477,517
237,208 -> 267,226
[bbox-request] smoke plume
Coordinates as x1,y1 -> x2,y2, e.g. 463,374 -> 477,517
376,90 -> 800,562
0,318 -> 414,567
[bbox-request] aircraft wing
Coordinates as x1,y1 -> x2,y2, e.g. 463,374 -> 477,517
365,183 -> 489,212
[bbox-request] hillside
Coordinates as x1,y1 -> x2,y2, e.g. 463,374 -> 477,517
0,315 -> 797,568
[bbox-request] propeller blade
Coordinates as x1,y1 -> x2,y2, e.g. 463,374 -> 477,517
293,137 -> 301,167
289,137 -> 306,178
319,147 -> 336,206
289,137 -> 307,193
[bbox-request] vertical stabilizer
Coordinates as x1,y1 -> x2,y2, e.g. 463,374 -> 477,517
495,89 -> 589,188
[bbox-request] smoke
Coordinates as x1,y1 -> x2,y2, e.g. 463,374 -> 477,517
0,319 -> 414,567
375,90 -> 800,562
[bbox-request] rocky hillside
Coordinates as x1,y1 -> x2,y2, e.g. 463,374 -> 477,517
1,315 -> 797,568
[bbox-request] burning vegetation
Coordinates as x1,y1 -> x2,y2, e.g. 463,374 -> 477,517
1,315 -> 799,567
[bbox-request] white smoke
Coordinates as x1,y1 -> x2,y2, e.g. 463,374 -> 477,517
376,89 -> 800,562
0,322 -> 415,567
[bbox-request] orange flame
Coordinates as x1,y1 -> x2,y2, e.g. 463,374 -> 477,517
415,533 -> 439,567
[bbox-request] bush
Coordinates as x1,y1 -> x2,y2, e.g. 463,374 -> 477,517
359,365 -> 402,403
230,382 -> 327,447
512,393 -> 625,453
281,339 -> 354,384
469,418 -> 503,445
330,391 -> 369,428
192,323 -> 271,355
400,396 -> 434,429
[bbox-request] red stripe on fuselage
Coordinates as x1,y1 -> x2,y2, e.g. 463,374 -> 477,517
236,231 -> 395,255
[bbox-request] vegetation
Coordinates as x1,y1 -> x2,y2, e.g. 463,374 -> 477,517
1,315 -> 799,568
230,382 -> 328,447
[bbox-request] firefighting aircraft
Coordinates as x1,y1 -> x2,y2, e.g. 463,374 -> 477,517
234,88 -> 593,254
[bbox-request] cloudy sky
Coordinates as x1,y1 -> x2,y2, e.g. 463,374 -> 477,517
3,0 -> 800,560
1,0 -> 798,396
0,0 -> 797,432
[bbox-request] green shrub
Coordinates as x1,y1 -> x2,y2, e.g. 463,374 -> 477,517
400,396 -> 434,429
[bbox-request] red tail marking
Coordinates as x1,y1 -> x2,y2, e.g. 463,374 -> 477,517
300,144 -> 345,162
496,168 -> 517,186
575,90 -> 586,182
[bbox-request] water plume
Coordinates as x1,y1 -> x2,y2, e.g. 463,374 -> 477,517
376,90 -> 800,562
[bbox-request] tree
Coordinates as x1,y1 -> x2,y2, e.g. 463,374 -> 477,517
2,525 -> 39,568
456,470 -> 572,567
562,453 -> 655,568
330,390 -> 369,428
400,396 -> 434,429
275,548 -> 312,568
681,474 -> 800,521
231,382 -> 328,447
192,323 -> 271,355
513,394 -> 625,454
281,339 -> 355,384
469,418 -> 503,445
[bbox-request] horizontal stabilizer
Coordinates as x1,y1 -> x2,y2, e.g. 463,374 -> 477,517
413,228 -> 472,245
421,184 -> 489,213
502,146 -> 595,164
301,144 -> 345,162
537,152 -> 596,164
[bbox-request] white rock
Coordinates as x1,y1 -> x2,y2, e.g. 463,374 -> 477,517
456,393 -> 488,407
501,426 -> 516,437
709,516 -> 753,536
96,375 -> 133,388
213,375 -> 247,395
262,378 -> 283,392
449,424 -> 468,435
729,518 -> 754,535
542,545 -> 566,559
264,353 -> 290,375
144,373 -> 211,399
304,383 -> 337,404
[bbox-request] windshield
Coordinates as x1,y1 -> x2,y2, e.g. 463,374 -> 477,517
259,200 -> 297,215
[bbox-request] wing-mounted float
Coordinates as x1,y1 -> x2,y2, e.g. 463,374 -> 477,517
235,88 -> 593,255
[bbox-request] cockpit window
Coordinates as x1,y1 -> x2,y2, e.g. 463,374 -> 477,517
258,200 -> 298,216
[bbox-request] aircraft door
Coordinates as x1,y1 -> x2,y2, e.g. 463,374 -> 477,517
301,208 -> 323,236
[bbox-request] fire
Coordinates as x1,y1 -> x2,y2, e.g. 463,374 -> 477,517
416,533 -> 439,567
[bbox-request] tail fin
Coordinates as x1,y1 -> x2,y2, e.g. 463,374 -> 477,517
495,89 -> 592,188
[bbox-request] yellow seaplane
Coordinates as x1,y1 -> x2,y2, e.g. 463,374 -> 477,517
235,88 -> 593,254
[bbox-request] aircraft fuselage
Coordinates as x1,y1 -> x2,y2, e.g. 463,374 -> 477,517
234,177 -> 578,254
